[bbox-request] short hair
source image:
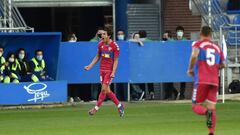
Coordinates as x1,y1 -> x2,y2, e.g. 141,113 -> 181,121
176,26 -> 184,32
104,27 -> 113,38
164,30 -> 172,38
35,49 -> 43,55
138,30 -> 147,38
6,52 -> 15,59
17,48 -> 25,53
200,26 -> 212,37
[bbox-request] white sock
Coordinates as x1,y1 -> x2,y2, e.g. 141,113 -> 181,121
95,106 -> 99,110
117,103 -> 121,108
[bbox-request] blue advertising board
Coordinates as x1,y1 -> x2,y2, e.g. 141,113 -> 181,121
0,81 -> 67,105
57,41 -> 193,83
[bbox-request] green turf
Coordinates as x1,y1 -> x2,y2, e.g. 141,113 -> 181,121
0,101 -> 240,135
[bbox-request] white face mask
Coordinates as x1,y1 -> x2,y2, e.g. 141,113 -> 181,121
9,58 -> 14,63
118,35 -> 125,41
19,54 -> 25,60
177,31 -> 184,37
0,52 -> 2,57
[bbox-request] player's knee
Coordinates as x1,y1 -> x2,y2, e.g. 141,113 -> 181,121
207,103 -> 216,110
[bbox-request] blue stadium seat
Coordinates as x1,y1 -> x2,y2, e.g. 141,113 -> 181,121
233,15 -> 240,24
212,15 -> 230,31
227,0 -> 240,14
227,31 -> 240,46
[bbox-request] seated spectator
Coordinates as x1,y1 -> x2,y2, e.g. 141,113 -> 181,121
0,46 -> 5,82
67,33 -> 77,42
129,32 -> 144,46
162,30 -> 174,41
30,49 -> 51,81
3,52 -> 20,83
90,27 -> 104,42
16,48 -> 37,82
117,29 -> 126,41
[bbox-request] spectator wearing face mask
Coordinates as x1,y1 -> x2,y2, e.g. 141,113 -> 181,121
16,48 -> 38,82
162,31 -> 174,41
30,49 -> 50,81
176,26 -> 187,40
3,52 -> 20,83
0,46 -> 5,82
90,27 -> 104,42
117,29 -> 125,41
176,25 -> 188,100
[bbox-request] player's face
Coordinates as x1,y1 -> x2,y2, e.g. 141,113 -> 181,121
102,31 -> 109,42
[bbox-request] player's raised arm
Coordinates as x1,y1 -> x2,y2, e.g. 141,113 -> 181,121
84,54 -> 100,71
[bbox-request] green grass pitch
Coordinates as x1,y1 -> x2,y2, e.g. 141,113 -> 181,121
0,101 -> 240,135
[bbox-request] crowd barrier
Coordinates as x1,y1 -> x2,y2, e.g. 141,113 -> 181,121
58,41 -> 194,83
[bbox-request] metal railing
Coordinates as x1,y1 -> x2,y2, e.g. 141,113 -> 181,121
0,0 -> 34,32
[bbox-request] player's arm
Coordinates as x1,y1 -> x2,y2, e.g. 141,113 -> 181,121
111,58 -> 118,78
219,51 -> 226,69
187,47 -> 199,76
84,54 -> 100,71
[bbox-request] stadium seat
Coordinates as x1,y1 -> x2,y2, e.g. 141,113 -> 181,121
233,15 -> 240,24
227,0 -> 240,14
227,31 -> 240,46
212,15 -> 230,31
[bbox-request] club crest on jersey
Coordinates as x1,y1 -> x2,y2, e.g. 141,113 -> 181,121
108,47 -> 112,51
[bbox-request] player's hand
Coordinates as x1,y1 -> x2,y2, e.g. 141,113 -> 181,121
110,72 -> 115,78
84,65 -> 91,71
187,69 -> 194,77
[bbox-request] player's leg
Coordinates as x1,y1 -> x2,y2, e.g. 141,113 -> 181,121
206,85 -> 218,135
106,86 -> 124,117
192,84 -> 208,115
88,72 -> 107,115
103,72 -> 124,116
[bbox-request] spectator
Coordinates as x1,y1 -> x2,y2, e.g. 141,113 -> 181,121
176,25 -> 187,100
90,27 -> 104,42
117,29 -> 125,41
138,30 -> 152,41
176,26 -> 187,40
16,48 -> 37,82
162,32 -> 179,100
162,30 -> 174,41
129,32 -> 144,46
67,33 -> 77,42
3,52 -> 20,83
30,49 -> 51,81
0,46 -> 5,82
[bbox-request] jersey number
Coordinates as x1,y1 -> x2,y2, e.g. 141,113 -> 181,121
206,48 -> 215,66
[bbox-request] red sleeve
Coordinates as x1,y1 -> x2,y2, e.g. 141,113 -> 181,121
97,42 -> 102,56
113,42 -> 120,59
192,41 -> 200,49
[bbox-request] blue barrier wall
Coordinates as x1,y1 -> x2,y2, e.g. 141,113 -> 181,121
57,41 -> 193,84
0,32 -> 61,79
0,81 -> 67,105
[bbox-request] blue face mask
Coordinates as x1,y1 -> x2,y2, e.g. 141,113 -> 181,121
19,54 -> 25,60
118,35 -> 125,41
36,55 -> 43,61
